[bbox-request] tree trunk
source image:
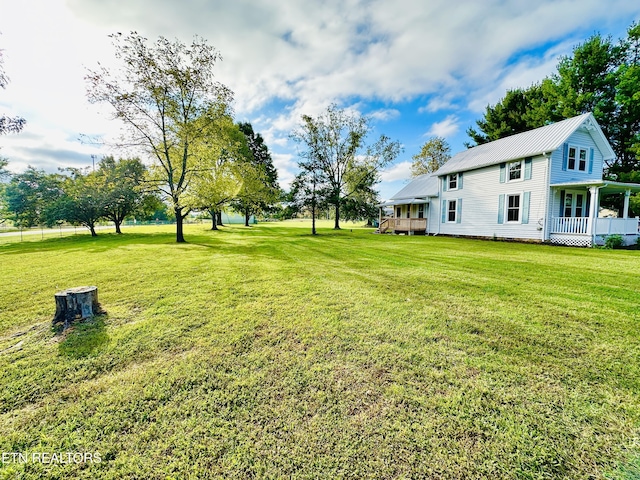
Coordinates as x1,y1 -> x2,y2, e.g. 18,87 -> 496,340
244,209 -> 250,227
114,220 -> 122,234
334,204 -> 341,229
210,209 -> 218,230
312,199 -> 317,235
89,225 -> 97,237
53,286 -> 101,330
217,211 -> 224,226
175,208 -> 185,243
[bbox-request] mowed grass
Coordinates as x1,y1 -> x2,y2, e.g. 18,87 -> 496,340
1,221 -> 639,479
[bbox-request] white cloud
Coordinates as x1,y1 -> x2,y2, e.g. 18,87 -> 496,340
380,160 -> 412,182
427,115 -> 459,138
369,108 -> 400,122
419,98 -> 456,114
270,152 -> 298,189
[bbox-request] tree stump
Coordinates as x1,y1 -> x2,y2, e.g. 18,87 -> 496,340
53,286 -> 101,329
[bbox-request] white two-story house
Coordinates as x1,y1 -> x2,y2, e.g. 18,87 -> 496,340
380,113 -> 640,247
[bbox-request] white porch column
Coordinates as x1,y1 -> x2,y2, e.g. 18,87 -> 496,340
588,186 -> 599,239
623,189 -> 631,219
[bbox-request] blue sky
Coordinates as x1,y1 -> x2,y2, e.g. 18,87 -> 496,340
1,0 -> 639,201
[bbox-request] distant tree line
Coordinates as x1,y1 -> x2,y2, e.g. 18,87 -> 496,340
0,157 -> 161,235
0,124 -> 280,236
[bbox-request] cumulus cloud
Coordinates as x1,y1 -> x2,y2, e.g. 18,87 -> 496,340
427,115 -> 460,138
369,109 -> 401,122
419,98 -> 456,114
380,160 -> 412,183
271,152 -> 298,189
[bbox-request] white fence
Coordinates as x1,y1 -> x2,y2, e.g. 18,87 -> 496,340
551,217 -> 639,235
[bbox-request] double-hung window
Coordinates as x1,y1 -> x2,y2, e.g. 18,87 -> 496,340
448,173 -> 458,190
567,146 -> 588,172
417,204 -> 425,219
447,200 -> 457,222
508,161 -> 522,181
507,194 -> 520,222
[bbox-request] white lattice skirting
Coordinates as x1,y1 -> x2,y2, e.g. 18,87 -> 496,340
549,234 -> 592,247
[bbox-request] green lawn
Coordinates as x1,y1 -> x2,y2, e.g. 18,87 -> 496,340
1,221 -> 639,479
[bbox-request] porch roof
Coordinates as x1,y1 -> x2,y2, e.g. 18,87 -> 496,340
378,198 -> 429,207
550,180 -> 640,194
390,173 -> 439,200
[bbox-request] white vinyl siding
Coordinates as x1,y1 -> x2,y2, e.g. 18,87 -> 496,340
550,129 -> 604,184
438,155 -> 547,240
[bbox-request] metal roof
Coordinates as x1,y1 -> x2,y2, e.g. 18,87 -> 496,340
390,174 -> 439,200
378,198 -> 430,207
550,180 -> 640,194
435,113 -> 616,176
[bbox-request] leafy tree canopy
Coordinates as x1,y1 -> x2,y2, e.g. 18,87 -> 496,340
4,167 -> 64,228
231,122 -> 281,226
291,104 -> 401,229
86,32 -> 233,242
410,136 -> 451,177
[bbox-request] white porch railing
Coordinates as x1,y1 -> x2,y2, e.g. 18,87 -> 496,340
551,217 -> 640,235
594,217 -> 640,235
551,217 -> 590,234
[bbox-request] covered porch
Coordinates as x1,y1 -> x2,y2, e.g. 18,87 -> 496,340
549,181 -> 640,247
377,198 -> 429,235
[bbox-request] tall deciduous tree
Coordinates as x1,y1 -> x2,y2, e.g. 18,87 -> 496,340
290,159 -> 330,235
410,136 -> 452,176
55,169 -> 106,237
187,116 -> 245,230
291,104 -> 401,229
340,162 -> 379,225
232,122 -> 280,226
86,32 -> 233,242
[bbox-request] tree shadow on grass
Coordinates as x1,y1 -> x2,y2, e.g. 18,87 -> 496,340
57,314 -> 110,359
0,231 -> 177,255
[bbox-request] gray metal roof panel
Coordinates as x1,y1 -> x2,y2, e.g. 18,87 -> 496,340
435,113 -> 612,176
390,174 -> 439,200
